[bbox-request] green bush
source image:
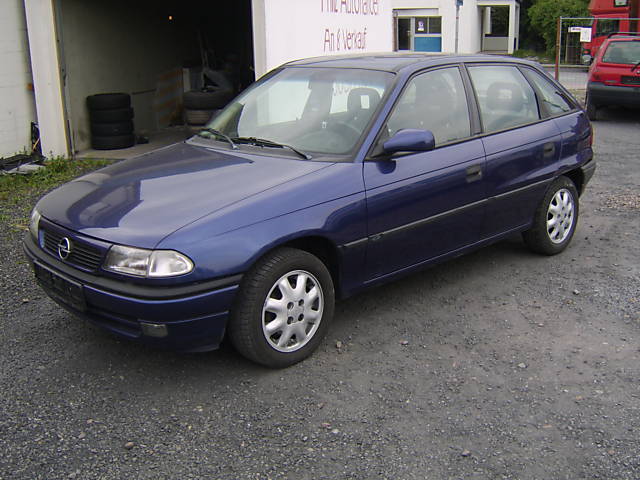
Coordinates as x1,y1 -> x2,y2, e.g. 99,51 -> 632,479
529,0 -> 589,55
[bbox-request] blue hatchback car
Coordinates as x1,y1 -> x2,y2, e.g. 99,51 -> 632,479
24,54 -> 595,367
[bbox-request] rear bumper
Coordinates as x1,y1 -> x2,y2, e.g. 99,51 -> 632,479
580,157 -> 597,192
23,234 -> 239,352
587,81 -> 640,108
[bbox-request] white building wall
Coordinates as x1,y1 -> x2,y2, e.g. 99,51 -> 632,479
253,0 -> 394,77
459,2 -> 482,53
392,0 -> 439,7
0,0 -> 36,158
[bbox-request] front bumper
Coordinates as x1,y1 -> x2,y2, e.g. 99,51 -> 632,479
23,233 -> 240,352
587,81 -> 640,108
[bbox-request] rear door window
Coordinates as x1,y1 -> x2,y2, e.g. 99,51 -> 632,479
468,65 -> 541,133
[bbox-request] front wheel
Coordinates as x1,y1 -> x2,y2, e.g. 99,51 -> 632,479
228,248 -> 335,368
523,176 -> 579,255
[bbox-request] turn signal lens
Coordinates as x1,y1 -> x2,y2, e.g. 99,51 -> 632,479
29,209 -> 41,241
149,250 -> 194,277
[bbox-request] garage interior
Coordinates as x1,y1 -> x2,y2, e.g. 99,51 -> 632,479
55,0 -> 254,157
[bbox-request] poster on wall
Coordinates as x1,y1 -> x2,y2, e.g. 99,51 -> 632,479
260,0 -> 393,76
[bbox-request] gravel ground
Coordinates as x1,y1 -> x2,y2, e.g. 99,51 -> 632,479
1,107 -> 639,480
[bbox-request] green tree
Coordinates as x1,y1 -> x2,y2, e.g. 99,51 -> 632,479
529,0 -> 589,55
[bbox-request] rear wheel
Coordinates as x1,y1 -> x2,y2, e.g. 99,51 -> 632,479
523,176 -> 579,255
229,248 -> 335,368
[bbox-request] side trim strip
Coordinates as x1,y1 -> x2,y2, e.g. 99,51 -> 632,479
363,177 -> 552,243
340,237 -> 369,250
371,197 -> 488,241
492,177 -> 552,202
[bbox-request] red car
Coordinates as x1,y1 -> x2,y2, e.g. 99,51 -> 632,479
586,33 -> 640,120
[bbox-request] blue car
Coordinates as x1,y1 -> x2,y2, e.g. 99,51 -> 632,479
24,54 -> 595,367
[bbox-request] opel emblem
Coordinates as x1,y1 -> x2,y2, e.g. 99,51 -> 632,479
58,237 -> 72,260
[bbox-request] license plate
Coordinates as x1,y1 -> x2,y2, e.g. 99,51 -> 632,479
33,263 -> 86,312
621,76 -> 640,86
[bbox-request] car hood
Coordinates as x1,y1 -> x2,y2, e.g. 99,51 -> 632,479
37,142 -> 332,248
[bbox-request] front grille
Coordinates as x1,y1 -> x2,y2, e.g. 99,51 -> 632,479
42,228 -> 104,271
621,76 -> 640,86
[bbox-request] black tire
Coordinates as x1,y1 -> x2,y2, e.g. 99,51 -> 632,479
183,89 -> 234,110
87,93 -> 130,110
185,109 -> 214,125
91,134 -> 135,150
90,107 -> 134,123
585,93 -> 597,121
228,247 -> 335,368
90,121 -> 134,136
522,176 -> 579,255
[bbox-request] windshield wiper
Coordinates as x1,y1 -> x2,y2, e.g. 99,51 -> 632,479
232,137 -> 311,160
632,61 -> 640,72
197,128 -> 238,150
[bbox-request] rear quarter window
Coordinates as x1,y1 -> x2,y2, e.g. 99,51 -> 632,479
521,68 -> 574,116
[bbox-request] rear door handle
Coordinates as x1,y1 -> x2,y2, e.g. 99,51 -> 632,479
543,142 -> 556,158
466,164 -> 483,183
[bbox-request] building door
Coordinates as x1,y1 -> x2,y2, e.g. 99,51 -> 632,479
394,15 -> 442,52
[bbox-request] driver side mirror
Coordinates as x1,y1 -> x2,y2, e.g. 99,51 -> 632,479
383,129 -> 436,154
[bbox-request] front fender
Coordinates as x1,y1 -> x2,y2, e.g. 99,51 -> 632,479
164,193 -> 368,293
156,162 -> 368,293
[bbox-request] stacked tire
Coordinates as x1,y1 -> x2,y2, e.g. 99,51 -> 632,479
87,93 -> 135,150
183,89 -> 234,128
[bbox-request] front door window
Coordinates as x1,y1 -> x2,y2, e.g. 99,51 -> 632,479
386,67 -> 471,146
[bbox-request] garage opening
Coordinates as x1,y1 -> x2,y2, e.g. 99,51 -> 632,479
55,0 -> 254,155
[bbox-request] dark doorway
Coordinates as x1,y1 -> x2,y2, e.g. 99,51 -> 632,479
397,18 -> 411,50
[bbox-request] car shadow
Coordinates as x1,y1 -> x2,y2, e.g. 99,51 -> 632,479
53,234 -> 535,386
594,106 -> 640,123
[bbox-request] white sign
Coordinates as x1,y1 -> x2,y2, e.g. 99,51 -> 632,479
580,27 -> 592,43
568,26 -> 583,33
258,0 -> 393,76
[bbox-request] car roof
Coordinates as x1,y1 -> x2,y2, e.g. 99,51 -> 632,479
603,34 -> 640,44
284,53 -> 539,73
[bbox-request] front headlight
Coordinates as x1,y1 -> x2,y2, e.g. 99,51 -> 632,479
29,209 -> 41,241
104,245 -> 194,278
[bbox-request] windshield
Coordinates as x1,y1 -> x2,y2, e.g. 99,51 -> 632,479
602,41 -> 640,64
207,67 -> 394,156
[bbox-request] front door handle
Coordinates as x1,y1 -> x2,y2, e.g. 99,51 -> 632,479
466,164 -> 483,183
